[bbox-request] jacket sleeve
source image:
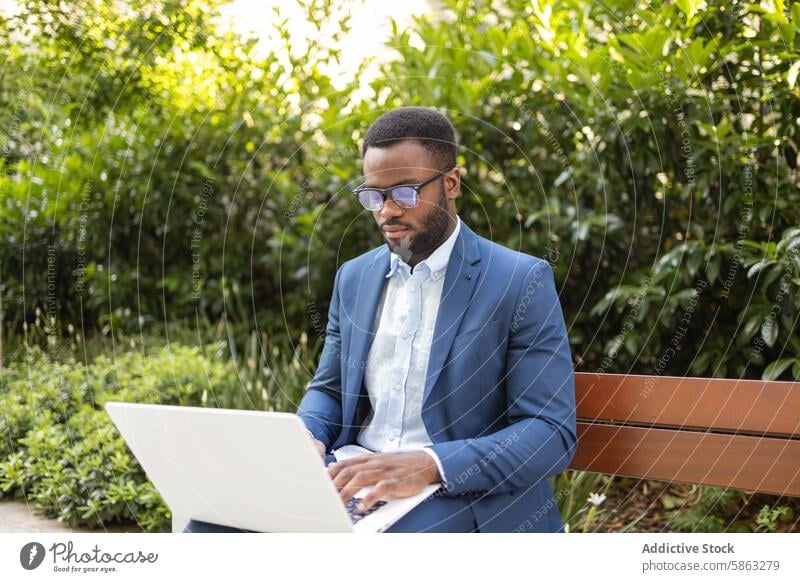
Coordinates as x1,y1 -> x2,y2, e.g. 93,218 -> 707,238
296,264 -> 345,451
429,260 -> 577,496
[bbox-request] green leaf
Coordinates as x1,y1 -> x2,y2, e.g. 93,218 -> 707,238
787,60 -> 800,89
761,317 -> 778,347
691,351 -> 715,374
748,259 -> 775,279
660,494 -> 681,510
762,264 -> 785,288
590,290 -> 618,316
779,22 -> 796,44
742,313 -> 763,341
762,358 -> 796,381
707,254 -> 720,283
675,0 -> 702,20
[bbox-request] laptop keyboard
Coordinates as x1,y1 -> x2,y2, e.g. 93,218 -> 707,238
346,497 -> 387,524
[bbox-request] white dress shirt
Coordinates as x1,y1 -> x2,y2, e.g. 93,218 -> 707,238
355,216 -> 462,482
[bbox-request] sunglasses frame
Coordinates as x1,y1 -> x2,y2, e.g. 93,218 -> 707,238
352,166 -> 456,211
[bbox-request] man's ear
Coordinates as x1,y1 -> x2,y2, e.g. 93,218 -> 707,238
446,168 -> 461,199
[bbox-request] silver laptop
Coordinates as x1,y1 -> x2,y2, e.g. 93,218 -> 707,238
105,402 -> 440,533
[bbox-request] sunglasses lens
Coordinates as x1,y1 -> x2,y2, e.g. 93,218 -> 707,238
392,186 -> 418,208
357,190 -> 383,210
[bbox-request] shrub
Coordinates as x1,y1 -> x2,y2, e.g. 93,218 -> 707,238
0,344 -> 242,531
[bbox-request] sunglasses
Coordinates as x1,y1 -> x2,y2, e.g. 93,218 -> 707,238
352,166 -> 456,211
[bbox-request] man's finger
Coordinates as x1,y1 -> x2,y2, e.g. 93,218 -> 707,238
358,479 -> 394,512
336,469 -> 384,505
332,463 -> 383,493
327,454 -> 379,479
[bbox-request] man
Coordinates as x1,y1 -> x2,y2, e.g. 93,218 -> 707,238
184,106 -> 576,533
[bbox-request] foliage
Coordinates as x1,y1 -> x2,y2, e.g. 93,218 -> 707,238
666,486 -> 795,533
374,0 -> 800,379
553,470 -> 614,533
0,343 -> 243,530
3,0 -> 798,379
756,503 -> 794,531
0,0 -> 370,339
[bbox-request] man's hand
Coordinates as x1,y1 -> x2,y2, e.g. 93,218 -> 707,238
327,451 -> 441,512
307,432 -> 325,460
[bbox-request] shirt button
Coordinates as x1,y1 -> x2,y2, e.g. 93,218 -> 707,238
409,287 -> 416,293
402,331 -> 410,339
394,383 -> 402,392
388,435 -> 396,441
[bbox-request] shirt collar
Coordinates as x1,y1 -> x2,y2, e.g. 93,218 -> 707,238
385,216 -> 462,282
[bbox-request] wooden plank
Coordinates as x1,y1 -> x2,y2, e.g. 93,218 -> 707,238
575,373 -> 800,437
569,422 -> 800,496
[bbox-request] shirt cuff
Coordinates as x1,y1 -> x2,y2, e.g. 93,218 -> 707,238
421,447 -> 447,485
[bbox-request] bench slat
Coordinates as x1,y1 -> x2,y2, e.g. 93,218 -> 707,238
575,373 -> 800,437
569,422 -> 800,496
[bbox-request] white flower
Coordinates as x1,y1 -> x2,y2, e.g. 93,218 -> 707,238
588,492 -> 607,506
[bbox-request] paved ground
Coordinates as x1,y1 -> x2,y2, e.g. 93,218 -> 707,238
0,499 -> 136,533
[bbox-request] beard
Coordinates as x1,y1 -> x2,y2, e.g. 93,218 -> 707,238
387,181 -> 453,263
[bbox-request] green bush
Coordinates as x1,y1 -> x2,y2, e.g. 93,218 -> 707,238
371,0 -> 800,379
0,334 -> 320,531
3,0 -> 798,380
667,486 -> 795,533
0,344 -> 242,531
0,0 -> 369,337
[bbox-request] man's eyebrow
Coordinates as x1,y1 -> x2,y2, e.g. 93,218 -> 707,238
362,176 -> 422,189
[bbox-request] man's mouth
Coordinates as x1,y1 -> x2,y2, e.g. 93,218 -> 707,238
382,225 -> 410,240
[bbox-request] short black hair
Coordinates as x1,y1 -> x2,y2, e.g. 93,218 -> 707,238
361,107 -> 457,170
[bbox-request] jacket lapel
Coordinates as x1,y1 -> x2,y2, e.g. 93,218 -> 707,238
422,223 -> 482,407
342,246 -> 389,430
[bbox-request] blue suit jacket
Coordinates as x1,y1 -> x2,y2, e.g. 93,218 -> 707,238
297,220 -> 577,532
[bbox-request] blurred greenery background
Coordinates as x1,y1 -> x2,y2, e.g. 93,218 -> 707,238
1,0 -> 798,532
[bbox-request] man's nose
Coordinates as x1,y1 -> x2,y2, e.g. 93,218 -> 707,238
379,197 -> 403,219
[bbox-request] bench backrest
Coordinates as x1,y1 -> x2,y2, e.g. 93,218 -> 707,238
568,372 -> 800,496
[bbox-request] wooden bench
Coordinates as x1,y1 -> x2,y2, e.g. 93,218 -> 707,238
569,372 -> 800,496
